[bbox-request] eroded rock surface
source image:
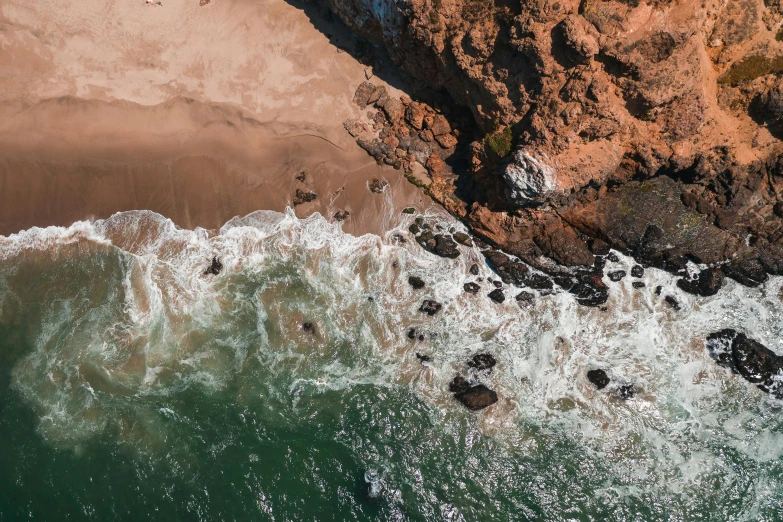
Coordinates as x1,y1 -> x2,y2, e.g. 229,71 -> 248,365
327,0 -> 783,295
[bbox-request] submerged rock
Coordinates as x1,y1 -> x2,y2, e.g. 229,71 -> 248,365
453,385 -> 498,411
463,282 -> 480,294
617,384 -> 636,400
515,291 -> 534,302
203,256 -> 223,276
415,352 -> 432,363
468,353 -> 497,371
368,178 -> 389,194
586,369 -> 610,390
293,189 -> 317,206
448,375 -> 471,394
419,300 -> 442,316
664,295 -> 681,310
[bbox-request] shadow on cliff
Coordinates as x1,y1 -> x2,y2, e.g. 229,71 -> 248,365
281,0 -> 483,207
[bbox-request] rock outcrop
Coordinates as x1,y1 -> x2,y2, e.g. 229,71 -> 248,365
707,329 -> 783,397
326,0 -> 783,298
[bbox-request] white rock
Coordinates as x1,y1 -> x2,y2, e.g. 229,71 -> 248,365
503,150 -> 558,206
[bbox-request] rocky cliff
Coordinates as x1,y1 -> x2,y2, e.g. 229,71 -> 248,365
322,0 -> 783,296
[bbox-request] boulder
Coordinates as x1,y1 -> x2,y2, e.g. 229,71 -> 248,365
408,276 -> 426,289
586,369 -> 610,389
469,263 -> 480,275
487,288 -> 505,303
631,265 -> 645,278
706,329 -> 783,396
419,300 -> 442,316
453,385 -> 498,411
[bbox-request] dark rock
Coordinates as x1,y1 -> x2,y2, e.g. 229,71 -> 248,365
368,178 -> 389,194
631,265 -> 645,278
468,353 -> 497,371
408,223 -> 421,235
655,285 -> 663,295
448,375 -> 471,394
774,201 -> 783,218
203,256 -> 223,276
293,189 -> 317,206
676,267 -> 724,297
419,300 -> 442,316
392,234 -> 406,244
408,276 -> 426,289
415,352 -> 432,363
453,385 -> 499,411
586,369 -> 610,390
516,291 -> 534,302
594,257 -> 606,270
706,329 -> 783,396
303,322 -> 315,334
469,263 -> 480,275
488,288 -> 505,303
724,258 -> 768,288
664,295 -> 680,310
402,207 -> 416,214
407,327 -> 417,340
607,253 -> 620,263
334,210 -> 350,221
464,282 -> 480,294
525,273 -> 554,290
589,238 -> 611,255
492,280 -> 502,288
617,384 -> 635,400
608,270 -> 626,282
632,281 -> 646,289
706,328 -> 738,368
295,171 -> 306,182
453,232 -> 473,246
425,234 -> 460,259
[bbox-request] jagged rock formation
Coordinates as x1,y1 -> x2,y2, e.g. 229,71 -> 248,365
326,0 -> 783,294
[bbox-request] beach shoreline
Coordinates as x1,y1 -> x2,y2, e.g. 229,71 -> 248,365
0,0 -> 436,238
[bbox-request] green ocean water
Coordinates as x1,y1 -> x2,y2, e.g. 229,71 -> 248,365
1,210 -> 783,521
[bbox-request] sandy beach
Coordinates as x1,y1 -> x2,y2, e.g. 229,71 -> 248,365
0,0 -> 438,236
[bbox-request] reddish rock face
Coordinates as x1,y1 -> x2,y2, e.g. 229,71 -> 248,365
332,0 -> 783,290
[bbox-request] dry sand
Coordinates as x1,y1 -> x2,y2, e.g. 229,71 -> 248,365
0,0 -> 440,236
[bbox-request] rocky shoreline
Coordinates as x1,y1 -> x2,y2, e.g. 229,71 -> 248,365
321,0 -> 783,306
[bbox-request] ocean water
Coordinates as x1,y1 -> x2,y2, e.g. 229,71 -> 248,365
1,209 -> 783,521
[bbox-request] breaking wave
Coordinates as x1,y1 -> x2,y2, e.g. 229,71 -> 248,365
1,209 -> 782,520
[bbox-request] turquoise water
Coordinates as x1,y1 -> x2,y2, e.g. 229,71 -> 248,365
1,210 -> 783,521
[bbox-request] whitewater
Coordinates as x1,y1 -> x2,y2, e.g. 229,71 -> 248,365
0,208 -> 782,521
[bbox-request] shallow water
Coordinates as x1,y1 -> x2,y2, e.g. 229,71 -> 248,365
1,209 -> 783,521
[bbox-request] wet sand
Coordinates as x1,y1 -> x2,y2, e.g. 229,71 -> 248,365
0,0 -> 439,237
